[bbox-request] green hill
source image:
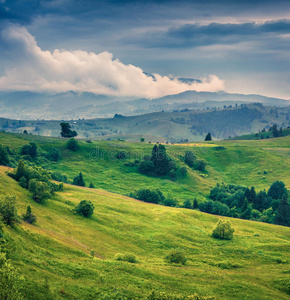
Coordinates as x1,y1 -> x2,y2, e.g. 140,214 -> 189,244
1,166 -> 290,299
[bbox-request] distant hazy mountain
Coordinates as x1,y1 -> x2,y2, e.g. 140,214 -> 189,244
0,90 -> 289,120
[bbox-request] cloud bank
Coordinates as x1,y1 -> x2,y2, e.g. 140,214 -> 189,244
0,25 -> 224,99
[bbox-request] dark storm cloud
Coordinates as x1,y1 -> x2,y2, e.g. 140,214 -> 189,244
124,20 -> 290,48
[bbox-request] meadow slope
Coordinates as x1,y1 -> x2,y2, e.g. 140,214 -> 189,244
1,166 -> 290,299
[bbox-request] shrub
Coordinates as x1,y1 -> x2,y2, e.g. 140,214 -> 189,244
20,142 -> 38,158
212,219 -> 235,240
114,253 -> 137,263
179,166 -> 187,176
165,250 -> 187,265
22,205 -> 37,224
66,138 -> 79,151
130,188 -> 164,204
50,171 -> 68,183
138,160 -> 155,174
46,148 -> 61,162
115,151 -> 127,159
29,179 -> 51,203
75,200 -> 94,217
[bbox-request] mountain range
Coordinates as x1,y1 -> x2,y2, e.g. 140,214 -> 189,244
0,90 -> 289,120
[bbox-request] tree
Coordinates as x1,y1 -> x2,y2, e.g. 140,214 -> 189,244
14,160 -> 27,181
22,206 -> 37,224
75,200 -> 94,217
89,182 -> 95,188
60,122 -> 77,138
28,179 -> 51,203
268,180 -> 287,200
72,172 -> 86,187
151,144 -> 171,176
272,124 -> 279,137
193,198 -> 198,209
0,195 -> 19,226
275,194 -> 290,226
205,132 -> 212,141
212,219 -> 234,240
0,253 -> 23,300
140,137 -> 145,142
66,138 -> 79,151
23,129 -> 28,134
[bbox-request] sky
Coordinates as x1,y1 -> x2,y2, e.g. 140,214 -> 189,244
0,0 -> 290,99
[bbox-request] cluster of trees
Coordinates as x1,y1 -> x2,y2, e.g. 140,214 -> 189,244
130,188 -> 178,207
138,144 -> 174,176
196,181 -> 290,226
138,144 -> 187,178
183,151 -> 206,172
0,141 -> 62,169
9,161 -> 63,203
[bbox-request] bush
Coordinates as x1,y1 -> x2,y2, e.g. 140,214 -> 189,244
115,151 -> 127,159
66,138 -> 79,151
114,253 -> 137,263
46,148 -> 61,162
138,160 -> 155,174
130,188 -> 164,204
165,250 -> 187,265
20,142 -> 38,158
75,200 -> 94,217
22,206 -> 37,224
212,219 -> 235,240
29,179 -> 51,203
179,166 -> 187,176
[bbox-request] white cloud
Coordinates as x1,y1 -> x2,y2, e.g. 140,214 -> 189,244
0,25 -> 224,98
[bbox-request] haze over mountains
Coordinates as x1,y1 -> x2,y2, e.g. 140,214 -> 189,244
0,89 -> 289,120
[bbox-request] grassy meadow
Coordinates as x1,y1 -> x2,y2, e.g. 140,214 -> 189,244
1,165 -> 290,299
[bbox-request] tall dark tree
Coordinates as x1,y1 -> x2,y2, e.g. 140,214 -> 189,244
15,160 -> 27,181
151,144 -> 171,176
272,124 -> 280,137
205,132 -> 212,141
60,122 -> 78,138
73,172 -> 86,187
275,194 -> 290,226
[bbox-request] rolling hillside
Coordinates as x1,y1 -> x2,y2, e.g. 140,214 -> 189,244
1,165 -> 290,299
0,131 -> 290,202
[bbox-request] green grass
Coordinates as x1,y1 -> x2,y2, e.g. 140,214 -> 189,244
1,165 -> 290,299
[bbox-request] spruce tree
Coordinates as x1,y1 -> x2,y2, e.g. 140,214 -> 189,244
275,194 -> 290,226
205,132 -> 212,141
73,172 -> 86,187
